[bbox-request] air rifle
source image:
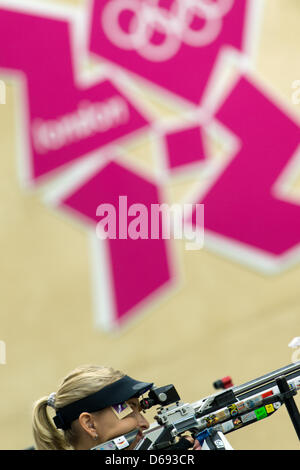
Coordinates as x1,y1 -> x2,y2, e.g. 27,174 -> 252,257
92,360 -> 300,450
136,361 -> 300,450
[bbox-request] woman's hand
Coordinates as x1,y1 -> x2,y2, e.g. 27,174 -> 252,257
192,438 -> 201,450
180,434 -> 201,450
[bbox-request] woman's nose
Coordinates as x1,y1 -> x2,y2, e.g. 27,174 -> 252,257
137,412 -> 150,430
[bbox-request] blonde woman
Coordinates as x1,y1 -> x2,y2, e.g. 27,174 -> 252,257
32,364 -> 201,450
32,365 -> 152,450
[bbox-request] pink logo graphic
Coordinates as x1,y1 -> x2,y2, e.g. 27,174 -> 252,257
0,7 -> 149,185
0,4 -> 177,331
47,159 -> 177,330
187,72 -> 300,272
6,1 -> 300,332
89,0 -> 252,104
157,118 -> 209,173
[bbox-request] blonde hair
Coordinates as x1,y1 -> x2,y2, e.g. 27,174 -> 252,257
32,365 -> 124,450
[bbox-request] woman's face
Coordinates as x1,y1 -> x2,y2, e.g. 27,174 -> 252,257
92,397 -> 150,448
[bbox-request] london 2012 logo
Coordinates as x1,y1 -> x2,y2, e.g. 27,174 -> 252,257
1,0 -> 300,331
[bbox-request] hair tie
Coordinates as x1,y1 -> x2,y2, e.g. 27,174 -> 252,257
47,392 -> 56,409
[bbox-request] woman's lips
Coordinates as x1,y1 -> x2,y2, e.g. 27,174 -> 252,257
127,430 -> 144,449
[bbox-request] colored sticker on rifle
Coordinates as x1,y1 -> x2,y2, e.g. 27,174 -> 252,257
233,417 -> 243,429
216,409 -> 230,420
245,396 -> 262,410
113,436 -> 130,450
265,404 -> 275,414
262,391 -> 273,399
236,401 -> 247,413
98,441 -> 117,450
241,411 -> 256,424
228,404 -> 238,416
205,414 -> 218,426
255,407 -> 268,420
220,420 -> 234,433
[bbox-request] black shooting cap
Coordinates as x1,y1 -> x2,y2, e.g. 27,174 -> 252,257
53,375 -> 153,430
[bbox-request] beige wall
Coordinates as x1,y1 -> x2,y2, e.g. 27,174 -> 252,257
0,0 -> 300,450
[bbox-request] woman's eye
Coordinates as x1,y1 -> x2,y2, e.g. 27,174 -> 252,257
127,401 -> 138,410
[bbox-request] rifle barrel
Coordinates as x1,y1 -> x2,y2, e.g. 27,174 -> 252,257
233,362 -> 300,400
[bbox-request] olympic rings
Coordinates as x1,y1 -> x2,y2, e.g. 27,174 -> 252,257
101,0 -> 234,62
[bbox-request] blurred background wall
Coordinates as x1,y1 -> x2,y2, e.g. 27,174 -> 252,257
0,0 -> 299,450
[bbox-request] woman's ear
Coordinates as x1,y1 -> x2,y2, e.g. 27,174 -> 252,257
78,412 -> 98,439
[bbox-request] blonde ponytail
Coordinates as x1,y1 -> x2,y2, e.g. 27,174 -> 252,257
32,365 -> 124,450
32,396 -> 70,450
